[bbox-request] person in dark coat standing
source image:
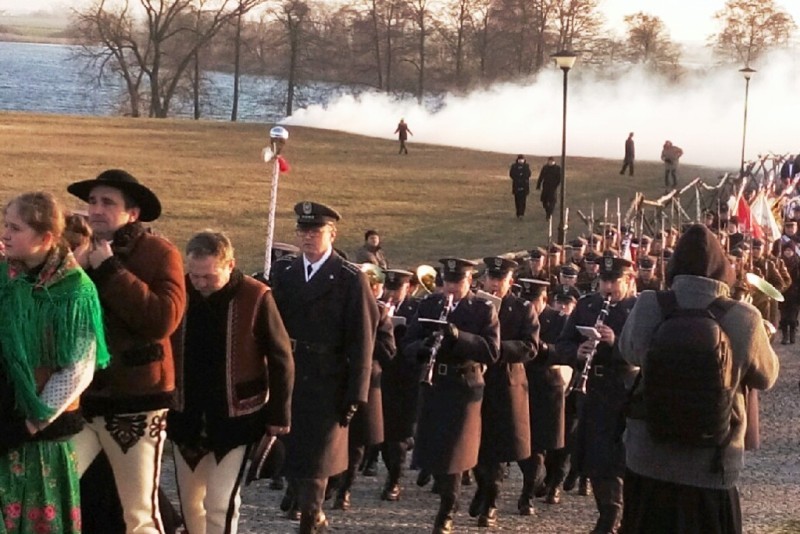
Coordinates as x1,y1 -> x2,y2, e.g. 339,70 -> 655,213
271,201 -> 379,534
620,132 -> 635,176
509,155 -> 532,219
379,269 -> 420,501
556,256 -> 637,534
536,157 -> 562,220
332,263 -> 395,511
394,119 -> 413,154
469,257 -> 538,528
405,258 -> 500,534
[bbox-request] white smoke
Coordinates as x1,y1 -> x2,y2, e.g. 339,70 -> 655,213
284,48 -> 800,168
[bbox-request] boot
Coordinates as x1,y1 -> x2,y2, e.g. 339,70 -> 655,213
781,325 -> 790,345
461,470 -> 473,486
299,512 -> 328,534
790,325 -> 797,344
468,489 -> 485,518
578,477 -> 591,497
381,480 -> 401,501
432,497 -> 457,534
477,507 -> 497,527
332,490 -> 350,511
563,469 -> 578,492
545,486 -> 561,504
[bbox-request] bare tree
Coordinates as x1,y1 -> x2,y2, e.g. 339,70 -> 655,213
553,0 -> 602,52
437,0 -> 473,85
623,12 -> 681,74
710,0 -> 796,65
275,0 -> 311,115
404,0 -> 432,103
73,0 -> 265,118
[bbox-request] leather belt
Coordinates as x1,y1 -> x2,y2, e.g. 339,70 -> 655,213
436,362 -> 481,377
289,338 -> 336,355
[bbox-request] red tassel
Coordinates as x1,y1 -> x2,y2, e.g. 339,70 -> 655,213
277,156 -> 290,173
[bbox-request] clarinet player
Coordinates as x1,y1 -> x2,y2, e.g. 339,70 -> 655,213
556,256 -> 637,534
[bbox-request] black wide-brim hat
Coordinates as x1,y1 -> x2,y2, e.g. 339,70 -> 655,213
67,169 -> 162,222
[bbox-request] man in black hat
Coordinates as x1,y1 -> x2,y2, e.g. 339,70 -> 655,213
270,201 -> 379,533
517,248 -> 549,281
168,230 -> 294,534
619,132 -> 635,176
556,256 -> 637,534
509,155 -> 532,219
636,256 -> 661,292
405,258 -> 500,534
67,169 -> 187,534
577,253 -> 602,295
469,257 -> 538,528
379,269 -> 420,501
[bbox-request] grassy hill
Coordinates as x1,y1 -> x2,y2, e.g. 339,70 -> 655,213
0,112 -> 725,273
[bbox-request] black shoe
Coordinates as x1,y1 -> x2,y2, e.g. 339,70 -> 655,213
534,483 -> 547,498
461,471 -> 473,486
468,490 -> 485,518
432,518 -> 453,534
332,490 -> 350,511
287,506 -> 301,521
478,507 -> 497,527
563,471 -> 578,492
280,491 -> 294,512
381,483 -> 401,501
545,487 -> 561,504
269,476 -> 285,490
517,495 -> 535,516
578,478 -> 591,497
299,512 -> 328,533
417,470 -> 432,487
431,478 -> 442,494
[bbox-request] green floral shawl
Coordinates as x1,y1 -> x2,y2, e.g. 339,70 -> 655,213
0,244 -> 110,420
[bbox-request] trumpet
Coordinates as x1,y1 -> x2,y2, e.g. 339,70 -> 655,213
412,264 -> 437,298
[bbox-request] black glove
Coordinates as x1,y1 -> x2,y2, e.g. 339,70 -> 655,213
339,403 -> 359,427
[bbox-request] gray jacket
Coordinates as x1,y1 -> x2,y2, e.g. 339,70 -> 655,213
618,275 -> 779,488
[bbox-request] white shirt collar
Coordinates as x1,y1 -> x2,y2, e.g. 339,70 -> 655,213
303,247 -> 333,281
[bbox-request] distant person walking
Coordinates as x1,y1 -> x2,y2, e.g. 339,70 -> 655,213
509,155 -> 532,219
620,132 -> 635,176
536,157 -> 561,220
661,140 -> 683,189
395,119 -> 413,155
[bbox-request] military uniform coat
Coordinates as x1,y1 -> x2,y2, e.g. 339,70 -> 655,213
350,302 -> 395,447
381,298 -> 420,442
527,306 -> 570,450
479,294 -> 537,464
556,293 -> 636,478
271,252 -> 379,478
405,292 -> 500,474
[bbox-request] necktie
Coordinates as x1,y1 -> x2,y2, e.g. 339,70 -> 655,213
307,264 -> 313,281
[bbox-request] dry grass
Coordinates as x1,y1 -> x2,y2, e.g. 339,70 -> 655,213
0,112 -> 724,273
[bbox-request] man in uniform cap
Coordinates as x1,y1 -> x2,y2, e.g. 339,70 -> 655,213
379,269 -> 420,501
558,264 -> 579,289
556,256 -> 637,534
638,235 -> 653,258
751,239 -> 791,331
271,201 -> 379,533
67,169 -> 186,534
569,237 -> 588,267
405,258 -> 500,533
517,278 -> 550,302
547,244 -> 563,286
469,258 -> 538,527
577,253 -> 602,295
517,248 -> 549,281
636,256 -> 661,292
589,233 -> 604,254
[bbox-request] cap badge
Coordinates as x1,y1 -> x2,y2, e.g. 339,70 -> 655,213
494,258 -> 502,267
302,202 -> 312,215
448,259 -> 456,270
604,257 -> 613,270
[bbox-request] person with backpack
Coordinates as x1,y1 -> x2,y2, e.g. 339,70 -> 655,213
618,224 -> 779,534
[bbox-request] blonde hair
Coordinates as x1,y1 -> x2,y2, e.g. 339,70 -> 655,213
4,192 -> 65,239
185,230 -> 235,263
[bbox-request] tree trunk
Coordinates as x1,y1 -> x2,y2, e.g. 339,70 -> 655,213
370,0 -> 383,89
231,12 -> 242,121
417,18 -> 425,104
193,49 -> 201,120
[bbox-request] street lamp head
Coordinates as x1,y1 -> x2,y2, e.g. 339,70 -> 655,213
739,66 -> 756,80
551,50 -> 578,71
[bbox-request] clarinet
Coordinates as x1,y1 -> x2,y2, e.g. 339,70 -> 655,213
420,294 -> 454,386
567,294 -> 612,395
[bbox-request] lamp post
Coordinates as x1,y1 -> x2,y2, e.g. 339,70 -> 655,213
739,66 -> 756,179
552,50 -> 577,245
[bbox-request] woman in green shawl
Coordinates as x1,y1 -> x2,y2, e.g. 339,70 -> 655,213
0,192 -> 109,534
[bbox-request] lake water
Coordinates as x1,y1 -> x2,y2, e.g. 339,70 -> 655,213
0,41 -> 341,122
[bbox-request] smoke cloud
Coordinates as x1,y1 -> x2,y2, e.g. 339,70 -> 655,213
285,49 -> 800,169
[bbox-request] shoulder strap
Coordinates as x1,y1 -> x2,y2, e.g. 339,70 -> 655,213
707,296 -> 736,322
654,290 -> 678,319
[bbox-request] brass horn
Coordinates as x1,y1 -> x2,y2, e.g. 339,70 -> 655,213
412,264 -> 437,297
359,263 -> 385,287
745,272 -> 785,302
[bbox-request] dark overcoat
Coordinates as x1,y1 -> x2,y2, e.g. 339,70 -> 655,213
509,162 -> 532,196
536,164 -> 561,203
381,298 -> 420,442
479,294 -> 537,463
272,252 -> 379,478
350,301 -> 395,447
555,293 -> 636,478
527,305 -> 569,451
405,292 -> 500,474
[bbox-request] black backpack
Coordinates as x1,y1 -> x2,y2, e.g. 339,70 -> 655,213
639,291 -> 736,449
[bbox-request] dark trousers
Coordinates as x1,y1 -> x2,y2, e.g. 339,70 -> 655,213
590,476 -> 624,534
517,452 -> 546,497
399,140 -> 408,154
544,447 -> 570,489
665,169 -> 677,188
433,473 -> 461,525
514,193 -> 528,217
473,462 -> 505,513
382,440 -> 408,486
335,443 -> 366,496
620,160 -> 634,176
779,298 -> 800,328
296,477 -> 327,517
542,197 -> 557,219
